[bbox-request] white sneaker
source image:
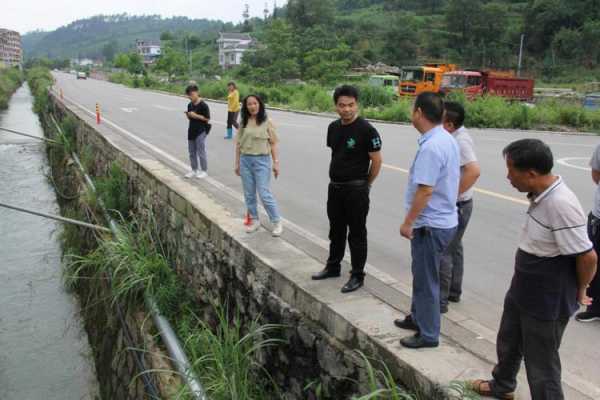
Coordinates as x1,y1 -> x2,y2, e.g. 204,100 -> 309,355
246,220 -> 261,234
196,171 -> 208,179
184,171 -> 197,179
272,221 -> 283,237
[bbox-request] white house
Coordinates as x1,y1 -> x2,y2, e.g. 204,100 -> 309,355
217,33 -> 253,69
71,58 -> 94,67
136,39 -> 162,65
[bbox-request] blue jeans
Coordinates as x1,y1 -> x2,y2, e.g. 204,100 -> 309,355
188,132 -> 207,172
410,226 -> 457,343
240,155 -> 281,223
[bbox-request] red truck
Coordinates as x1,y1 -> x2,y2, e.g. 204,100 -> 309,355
440,70 -> 534,101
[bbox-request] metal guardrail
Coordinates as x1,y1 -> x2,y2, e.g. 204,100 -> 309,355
49,114 -> 207,400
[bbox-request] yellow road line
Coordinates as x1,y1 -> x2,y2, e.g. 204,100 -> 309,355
382,163 -> 529,206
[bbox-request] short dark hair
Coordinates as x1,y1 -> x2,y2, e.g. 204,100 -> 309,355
333,85 -> 359,104
185,84 -> 199,95
414,92 -> 444,124
227,81 -> 237,89
444,101 -> 465,128
503,139 -> 554,175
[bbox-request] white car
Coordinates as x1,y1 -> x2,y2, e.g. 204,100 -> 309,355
77,72 -> 87,80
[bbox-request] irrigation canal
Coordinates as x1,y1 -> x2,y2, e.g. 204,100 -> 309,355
0,84 -> 99,399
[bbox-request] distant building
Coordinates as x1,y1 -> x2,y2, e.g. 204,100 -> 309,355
71,58 -> 95,67
136,39 -> 162,65
0,29 -> 22,68
217,33 -> 253,69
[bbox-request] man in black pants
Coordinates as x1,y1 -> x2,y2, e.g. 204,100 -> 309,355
576,142 -> 600,322
469,139 -> 597,400
312,85 -> 383,293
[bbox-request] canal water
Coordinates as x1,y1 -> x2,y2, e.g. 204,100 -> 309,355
0,84 -> 99,399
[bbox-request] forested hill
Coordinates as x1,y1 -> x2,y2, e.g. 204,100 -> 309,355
22,14 -> 230,60
22,1 -> 600,82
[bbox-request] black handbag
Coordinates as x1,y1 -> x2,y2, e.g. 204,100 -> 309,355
205,123 -> 212,135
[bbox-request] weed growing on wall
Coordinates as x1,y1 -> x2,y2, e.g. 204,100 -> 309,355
95,163 -> 130,220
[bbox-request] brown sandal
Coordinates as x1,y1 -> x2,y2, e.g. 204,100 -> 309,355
468,379 -> 515,400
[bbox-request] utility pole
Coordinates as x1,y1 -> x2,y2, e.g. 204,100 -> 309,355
517,34 -> 525,77
185,36 -> 192,78
243,4 -> 250,23
264,2 -> 269,20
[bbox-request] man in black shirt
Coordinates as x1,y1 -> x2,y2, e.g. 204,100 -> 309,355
184,84 -> 211,179
312,85 -> 383,293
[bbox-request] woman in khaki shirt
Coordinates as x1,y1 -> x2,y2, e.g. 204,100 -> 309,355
235,95 -> 283,236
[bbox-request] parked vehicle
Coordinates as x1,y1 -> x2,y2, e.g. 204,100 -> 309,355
399,63 -> 457,97
440,70 -> 535,101
368,75 -> 400,95
584,93 -> 600,111
77,72 -> 87,80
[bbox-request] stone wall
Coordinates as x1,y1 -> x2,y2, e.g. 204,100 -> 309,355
47,92 -> 472,400
45,105 -> 181,400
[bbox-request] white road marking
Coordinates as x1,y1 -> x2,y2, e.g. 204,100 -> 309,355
382,163 -> 529,206
473,135 -> 597,148
557,157 -> 591,171
120,107 -> 138,113
153,104 -> 177,111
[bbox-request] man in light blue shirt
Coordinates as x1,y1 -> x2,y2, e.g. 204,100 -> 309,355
394,92 -> 460,348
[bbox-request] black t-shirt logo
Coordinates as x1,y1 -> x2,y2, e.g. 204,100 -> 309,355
346,137 -> 356,149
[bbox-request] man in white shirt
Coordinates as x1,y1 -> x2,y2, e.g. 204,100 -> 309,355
469,139 -> 597,400
440,102 -> 480,312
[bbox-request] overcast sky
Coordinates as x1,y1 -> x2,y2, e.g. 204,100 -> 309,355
1,0 -> 285,34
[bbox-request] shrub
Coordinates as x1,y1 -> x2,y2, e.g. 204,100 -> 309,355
0,67 -> 23,109
355,84 -> 395,108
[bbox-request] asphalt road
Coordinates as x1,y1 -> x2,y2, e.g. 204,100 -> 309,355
52,71 -> 600,391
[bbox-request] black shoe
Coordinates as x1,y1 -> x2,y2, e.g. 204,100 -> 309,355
448,294 -> 461,303
440,305 -> 449,314
394,314 -> 419,332
312,267 -> 341,280
400,333 -> 438,349
341,276 -> 364,293
575,311 -> 600,322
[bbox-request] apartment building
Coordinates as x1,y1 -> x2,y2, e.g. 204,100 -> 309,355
0,29 -> 22,68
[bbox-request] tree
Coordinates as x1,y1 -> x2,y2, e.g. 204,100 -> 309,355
303,43 -> 352,82
154,47 -> 186,79
127,53 -> 144,75
582,20 -> 600,67
160,31 -> 175,41
381,14 -> 419,65
287,0 -> 335,28
552,28 -> 582,63
102,40 -> 118,62
113,53 -> 130,69
241,20 -> 300,82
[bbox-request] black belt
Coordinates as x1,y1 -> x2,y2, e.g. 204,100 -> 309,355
330,179 -> 369,187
